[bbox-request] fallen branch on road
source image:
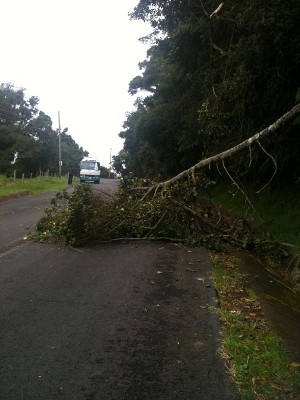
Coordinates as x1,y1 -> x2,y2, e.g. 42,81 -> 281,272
34,105 -> 300,276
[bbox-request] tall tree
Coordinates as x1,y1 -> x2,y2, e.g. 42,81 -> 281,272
0,82 -> 39,126
0,83 -> 87,176
0,83 -> 39,173
120,0 -> 300,181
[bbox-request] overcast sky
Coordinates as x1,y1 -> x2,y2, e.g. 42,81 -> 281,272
0,0 -> 151,167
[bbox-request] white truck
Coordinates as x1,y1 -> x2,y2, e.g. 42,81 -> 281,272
79,157 -> 101,183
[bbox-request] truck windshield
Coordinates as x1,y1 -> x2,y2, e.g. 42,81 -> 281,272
81,161 -> 96,170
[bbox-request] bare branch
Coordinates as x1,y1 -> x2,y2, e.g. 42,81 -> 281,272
248,144 -> 252,168
212,42 -> 227,55
141,104 -> 300,200
212,85 -> 218,98
210,2 -> 224,18
199,0 -> 210,19
222,160 -> 256,215
143,211 -> 167,234
256,140 -> 278,194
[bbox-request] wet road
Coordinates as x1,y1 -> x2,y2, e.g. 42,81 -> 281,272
0,179 -> 118,254
0,180 -> 241,399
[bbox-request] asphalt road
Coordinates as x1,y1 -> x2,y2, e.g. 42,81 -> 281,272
0,180 -> 242,400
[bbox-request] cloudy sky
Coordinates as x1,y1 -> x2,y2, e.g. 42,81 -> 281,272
1,0 -> 151,167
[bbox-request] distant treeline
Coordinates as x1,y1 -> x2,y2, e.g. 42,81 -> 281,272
0,83 -> 88,176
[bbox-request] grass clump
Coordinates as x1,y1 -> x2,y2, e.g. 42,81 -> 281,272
211,253 -> 300,399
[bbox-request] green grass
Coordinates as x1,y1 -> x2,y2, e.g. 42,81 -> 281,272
207,182 -> 300,252
0,174 -> 77,196
211,254 -> 300,399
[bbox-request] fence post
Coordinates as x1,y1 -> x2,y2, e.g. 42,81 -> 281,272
22,173 -> 24,183
13,170 -> 16,184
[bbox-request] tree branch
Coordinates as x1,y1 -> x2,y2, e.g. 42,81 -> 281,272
210,2 -> 224,18
212,42 -> 227,55
142,104 -> 300,200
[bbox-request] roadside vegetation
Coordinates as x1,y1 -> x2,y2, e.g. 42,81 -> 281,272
211,253 -> 300,400
207,183 -> 300,252
0,174 -> 75,198
34,176 -> 299,284
204,180 -> 300,287
0,83 -> 88,179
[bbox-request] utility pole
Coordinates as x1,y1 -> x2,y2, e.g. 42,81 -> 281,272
109,148 -> 112,179
58,111 -> 62,179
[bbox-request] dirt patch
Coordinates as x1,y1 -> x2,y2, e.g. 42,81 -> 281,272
0,191 -> 31,203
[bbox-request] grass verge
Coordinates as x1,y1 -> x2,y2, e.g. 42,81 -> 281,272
211,253 -> 300,400
0,174 -> 77,197
207,182 -> 300,253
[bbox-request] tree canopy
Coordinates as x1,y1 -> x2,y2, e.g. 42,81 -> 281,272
114,0 -> 300,183
0,83 -> 87,176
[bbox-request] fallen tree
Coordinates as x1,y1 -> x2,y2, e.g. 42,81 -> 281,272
35,105 -> 300,278
142,104 -> 300,199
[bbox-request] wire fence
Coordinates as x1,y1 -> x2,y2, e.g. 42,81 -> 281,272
0,170 -> 70,191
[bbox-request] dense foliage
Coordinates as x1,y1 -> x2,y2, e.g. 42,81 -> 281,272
36,179 -> 287,262
113,0 -> 300,183
0,83 -> 87,177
